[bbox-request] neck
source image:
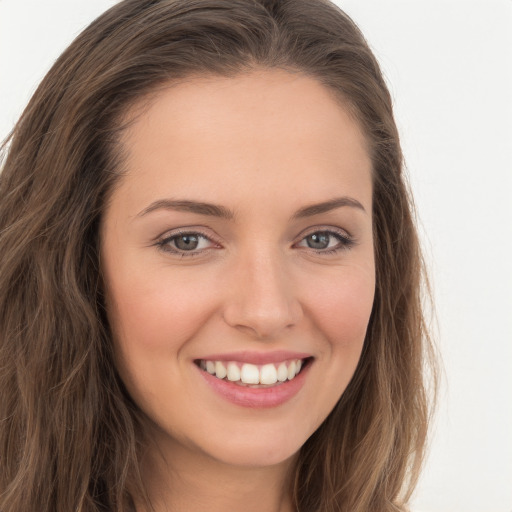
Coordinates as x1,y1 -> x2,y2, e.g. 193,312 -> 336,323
136,432 -> 297,512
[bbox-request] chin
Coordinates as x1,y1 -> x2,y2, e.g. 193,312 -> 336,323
158,417 -> 308,470
211,437 -> 300,468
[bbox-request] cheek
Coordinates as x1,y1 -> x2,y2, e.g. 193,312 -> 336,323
293,266 -> 375,433
306,268 -> 375,351
106,265 -> 219,355
103,267 -> 222,413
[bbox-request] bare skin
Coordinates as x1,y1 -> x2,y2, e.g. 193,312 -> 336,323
101,69 -> 375,512
137,440 -> 296,512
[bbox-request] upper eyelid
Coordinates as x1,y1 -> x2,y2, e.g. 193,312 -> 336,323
155,226 -> 220,242
295,225 -> 353,241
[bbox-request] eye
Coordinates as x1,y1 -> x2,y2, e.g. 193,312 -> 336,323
157,231 -> 218,255
295,230 -> 354,253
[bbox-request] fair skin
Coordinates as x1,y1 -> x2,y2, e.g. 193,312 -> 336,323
101,69 -> 375,512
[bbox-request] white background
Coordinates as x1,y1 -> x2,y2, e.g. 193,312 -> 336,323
1,1 -> 511,511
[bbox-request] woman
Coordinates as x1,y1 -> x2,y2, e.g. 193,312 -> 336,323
0,0 -> 436,511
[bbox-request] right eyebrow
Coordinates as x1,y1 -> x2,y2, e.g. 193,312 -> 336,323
136,199 -> 236,220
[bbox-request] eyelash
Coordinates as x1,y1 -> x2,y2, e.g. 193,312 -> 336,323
155,229 -> 221,258
296,229 -> 355,255
155,228 -> 355,257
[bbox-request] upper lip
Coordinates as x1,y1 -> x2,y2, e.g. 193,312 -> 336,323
195,350 -> 313,365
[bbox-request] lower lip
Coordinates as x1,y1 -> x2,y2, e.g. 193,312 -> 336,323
196,361 -> 311,408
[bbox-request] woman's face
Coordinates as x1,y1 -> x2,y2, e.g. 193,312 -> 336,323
101,69 -> 375,469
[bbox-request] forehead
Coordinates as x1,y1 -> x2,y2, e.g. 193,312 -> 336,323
123,68 -> 370,153
114,69 -> 372,215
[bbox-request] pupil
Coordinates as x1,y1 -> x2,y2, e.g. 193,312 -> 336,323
175,234 -> 199,250
307,232 -> 329,249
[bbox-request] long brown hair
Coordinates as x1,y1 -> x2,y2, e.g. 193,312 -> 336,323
0,1 -> 437,510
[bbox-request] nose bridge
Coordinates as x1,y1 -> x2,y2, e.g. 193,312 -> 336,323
223,245 -> 301,338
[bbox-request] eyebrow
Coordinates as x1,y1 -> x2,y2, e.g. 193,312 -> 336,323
136,196 -> 366,220
137,199 -> 235,219
291,197 -> 367,219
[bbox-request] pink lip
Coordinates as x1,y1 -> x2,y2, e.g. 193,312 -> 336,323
195,350 -> 312,365
195,358 -> 312,408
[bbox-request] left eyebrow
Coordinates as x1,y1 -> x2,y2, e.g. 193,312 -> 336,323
292,197 -> 367,219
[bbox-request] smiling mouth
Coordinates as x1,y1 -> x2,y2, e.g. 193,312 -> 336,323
194,358 -> 312,388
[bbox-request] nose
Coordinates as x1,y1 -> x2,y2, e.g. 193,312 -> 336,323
222,249 -> 303,339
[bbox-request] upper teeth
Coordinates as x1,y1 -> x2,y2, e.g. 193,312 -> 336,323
200,359 -> 303,385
